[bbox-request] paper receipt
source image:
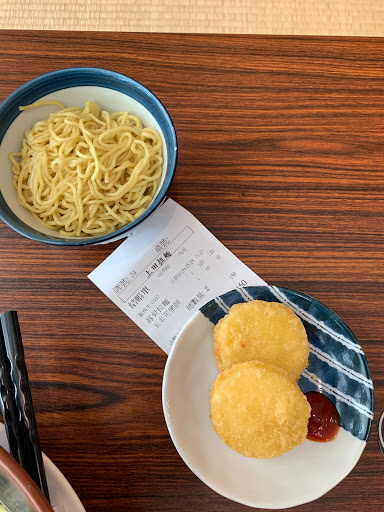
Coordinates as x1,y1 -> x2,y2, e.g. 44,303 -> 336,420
88,199 -> 266,354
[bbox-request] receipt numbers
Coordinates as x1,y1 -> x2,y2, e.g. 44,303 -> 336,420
113,226 -> 256,341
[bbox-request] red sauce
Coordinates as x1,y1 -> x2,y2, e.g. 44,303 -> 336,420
305,391 -> 340,442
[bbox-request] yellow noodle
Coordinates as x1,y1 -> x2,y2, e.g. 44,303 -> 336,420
10,101 -> 163,237
20,100 -> 66,111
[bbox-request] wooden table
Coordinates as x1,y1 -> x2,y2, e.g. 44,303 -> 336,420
0,31 -> 383,512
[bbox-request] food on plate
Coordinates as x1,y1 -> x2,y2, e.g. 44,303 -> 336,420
210,360 -> 311,458
214,300 -> 309,380
9,100 -> 163,236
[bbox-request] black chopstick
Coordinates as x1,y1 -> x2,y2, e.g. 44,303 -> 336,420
0,311 -> 50,502
0,325 -> 25,464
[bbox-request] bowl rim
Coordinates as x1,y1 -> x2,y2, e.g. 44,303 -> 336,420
0,445 -> 53,511
0,67 -> 178,246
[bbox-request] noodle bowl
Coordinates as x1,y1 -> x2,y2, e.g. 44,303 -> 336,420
0,68 -> 177,246
9,101 -> 163,237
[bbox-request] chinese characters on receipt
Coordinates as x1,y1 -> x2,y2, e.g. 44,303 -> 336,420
89,199 -> 266,354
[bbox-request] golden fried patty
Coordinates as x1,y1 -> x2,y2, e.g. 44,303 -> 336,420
210,360 -> 311,458
214,300 -> 309,380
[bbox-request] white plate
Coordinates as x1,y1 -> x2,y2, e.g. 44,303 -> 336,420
162,285 -> 374,509
0,423 -> 85,512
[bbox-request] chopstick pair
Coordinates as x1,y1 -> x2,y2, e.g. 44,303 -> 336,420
0,310 -> 50,502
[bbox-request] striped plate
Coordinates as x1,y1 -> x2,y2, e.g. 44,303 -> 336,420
162,285 -> 374,509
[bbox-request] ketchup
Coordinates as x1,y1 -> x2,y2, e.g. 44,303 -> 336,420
305,391 -> 340,442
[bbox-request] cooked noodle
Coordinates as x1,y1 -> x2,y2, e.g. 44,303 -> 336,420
9,101 -> 163,236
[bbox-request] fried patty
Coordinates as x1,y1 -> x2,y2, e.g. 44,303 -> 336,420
214,300 -> 309,380
210,360 -> 311,458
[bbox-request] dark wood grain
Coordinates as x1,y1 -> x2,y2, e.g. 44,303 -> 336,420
0,31 -> 383,512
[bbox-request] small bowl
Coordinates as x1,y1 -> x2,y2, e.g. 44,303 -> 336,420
0,445 -> 53,511
0,68 -> 177,246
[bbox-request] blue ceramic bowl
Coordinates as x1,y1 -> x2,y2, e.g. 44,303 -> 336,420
0,68 -> 177,246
